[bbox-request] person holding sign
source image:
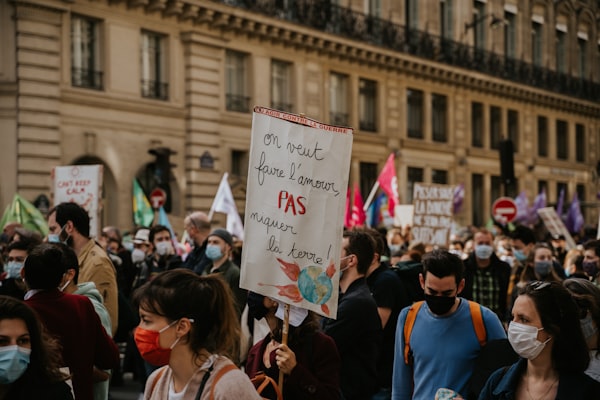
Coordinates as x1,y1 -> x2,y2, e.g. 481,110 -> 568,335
322,230 -> 381,400
133,269 -> 260,400
245,292 -> 341,399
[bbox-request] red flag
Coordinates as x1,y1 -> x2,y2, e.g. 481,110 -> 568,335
377,153 -> 399,217
351,184 -> 367,227
344,187 -> 352,228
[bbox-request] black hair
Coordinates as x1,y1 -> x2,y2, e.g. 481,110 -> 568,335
422,249 -> 464,285
342,229 -> 375,275
149,225 -> 170,244
510,225 -> 536,245
55,243 -> 80,284
49,202 -> 90,238
563,278 -> 600,358
7,240 -> 34,253
23,244 -> 67,289
583,239 -> 600,258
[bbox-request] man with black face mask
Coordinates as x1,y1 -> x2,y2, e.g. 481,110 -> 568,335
392,249 -> 506,400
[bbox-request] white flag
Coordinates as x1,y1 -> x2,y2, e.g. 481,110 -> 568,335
208,173 -> 245,240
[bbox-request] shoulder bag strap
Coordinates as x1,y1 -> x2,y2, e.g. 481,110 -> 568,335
207,364 -> 238,400
403,301 -> 424,364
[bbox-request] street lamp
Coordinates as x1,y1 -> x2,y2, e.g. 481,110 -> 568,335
464,13 -> 505,34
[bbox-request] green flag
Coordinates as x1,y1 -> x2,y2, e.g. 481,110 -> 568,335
0,194 -> 49,236
133,179 -> 154,227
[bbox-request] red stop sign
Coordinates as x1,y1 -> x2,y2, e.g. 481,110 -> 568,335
149,187 -> 167,209
492,197 -> 518,224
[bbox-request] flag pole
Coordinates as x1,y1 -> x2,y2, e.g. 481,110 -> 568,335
363,181 -> 380,212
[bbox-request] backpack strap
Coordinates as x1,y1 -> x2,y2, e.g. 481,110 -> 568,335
468,300 -> 487,347
403,301 -> 424,365
208,364 -> 238,400
149,367 -> 166,397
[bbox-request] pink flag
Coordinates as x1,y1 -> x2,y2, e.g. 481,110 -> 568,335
344,187 -> 352,228
377,153 -> 399,217
351,184 -> 367,227
514,190 -> 529,225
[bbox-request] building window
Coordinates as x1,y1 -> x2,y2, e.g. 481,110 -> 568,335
432,94 -> 447,142
508,109 -> 519,152
225,50 -> 250,112
406,0 -> 418,29
440,0 -> 453,40
532,20 -> 543,67
576,123 -> 585,162
556,29 -> 567,73
141,31 -> 168,100
71,15 -> 102,90
432,169 -> 448,184
271,59 -> 293,112
556,120 -> 568,160
578,36 -> 588,78
407,88 -> 424,139
537,116 -> 548,157
472,173 -> 483,227
231,150 -> 249,178
504,11 -> 516,58
368,0 -> 381,17
473,0 -> 486,50
359,78 -> 377,132
407,167 -> 424,204
359,162 -> 378,203
330,72 -> 349,126
471,102 -> 483,148
490,106 -> 502,150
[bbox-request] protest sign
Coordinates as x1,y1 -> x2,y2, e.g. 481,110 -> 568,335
411,183 -> 454,247
52,165 -> 103,238
394,205 -> 414,228
537,207 -> 577,250
240,107 -> 353,318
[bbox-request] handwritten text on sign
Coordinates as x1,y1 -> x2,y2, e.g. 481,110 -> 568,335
411,183 -> 454,247
240,107 -> 353,319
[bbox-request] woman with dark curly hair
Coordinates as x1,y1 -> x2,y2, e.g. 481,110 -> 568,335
133,269 -> 260,400
0,295 -> 73,400
479,281 -> 600,399
245,292 -> 341,400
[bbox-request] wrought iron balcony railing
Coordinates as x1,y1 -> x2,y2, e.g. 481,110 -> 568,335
141,80 -> 169,100
218,0 -> 600,102
270,101 -> 294,112
330,111 -> 349,126
71,68 -> 103,90
226,93 -> 251,112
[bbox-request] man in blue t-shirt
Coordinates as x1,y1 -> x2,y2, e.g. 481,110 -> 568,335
392,249 -> 506,400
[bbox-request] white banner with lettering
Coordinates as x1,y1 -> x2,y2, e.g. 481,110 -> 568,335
411,183 -> 454,247
52,165 -> 103,238
240,107 -> 353,319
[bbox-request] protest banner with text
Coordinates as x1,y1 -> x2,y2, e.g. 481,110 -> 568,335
52,165 -> 103,238
411,183 -> 454,247
240,107 -> 353,319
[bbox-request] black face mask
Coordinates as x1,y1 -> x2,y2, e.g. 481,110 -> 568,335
425,294 -> 456,315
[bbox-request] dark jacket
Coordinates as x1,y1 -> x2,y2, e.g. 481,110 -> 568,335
246,332 -> 341,400
478,358 -> 600,400
184,239 -> 210,275
462,253 -> 511,321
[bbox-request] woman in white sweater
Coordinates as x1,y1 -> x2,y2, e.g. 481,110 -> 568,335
133,269 -> 261,400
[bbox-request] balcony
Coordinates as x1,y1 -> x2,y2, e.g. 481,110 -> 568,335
217,0 -> 600,103
270,101 -> 293,112
141,80 -> 169,100
226,93 -> 251,112
71,68 -> 103,90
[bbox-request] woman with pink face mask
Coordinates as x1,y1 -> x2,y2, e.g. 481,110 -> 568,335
479,281 -> 600,399
132,269 -> 261,400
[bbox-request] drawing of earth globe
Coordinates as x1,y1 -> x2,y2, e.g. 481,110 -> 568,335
297,265 -> 333,305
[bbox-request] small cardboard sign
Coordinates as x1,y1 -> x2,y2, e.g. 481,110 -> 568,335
411,183 -> 454,247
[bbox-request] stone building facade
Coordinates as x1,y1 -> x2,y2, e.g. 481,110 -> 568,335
0,0 -> 599,233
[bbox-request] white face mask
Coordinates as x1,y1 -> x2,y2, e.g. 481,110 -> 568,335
131,248 -> 146,263
155,241 -> 172,256
508,321 -> 551,360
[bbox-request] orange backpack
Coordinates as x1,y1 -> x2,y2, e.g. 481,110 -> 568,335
403,300 -> 487,365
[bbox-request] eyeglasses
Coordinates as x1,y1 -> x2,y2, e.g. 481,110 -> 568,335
528,281 -> 551,291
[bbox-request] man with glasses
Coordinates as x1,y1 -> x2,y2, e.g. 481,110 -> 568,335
392,249 -> 506,400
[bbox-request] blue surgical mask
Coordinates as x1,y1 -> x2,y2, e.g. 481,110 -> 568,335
205,244 -> 223,261
47,234 -> 61,243
0,345 -> 31,384
513,249 -> 528,262
6,261 -> 24,279
475,244 -> 494,260
534,261 -> 553,278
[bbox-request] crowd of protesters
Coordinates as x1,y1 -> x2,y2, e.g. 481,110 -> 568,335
1,203 -> 600,399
